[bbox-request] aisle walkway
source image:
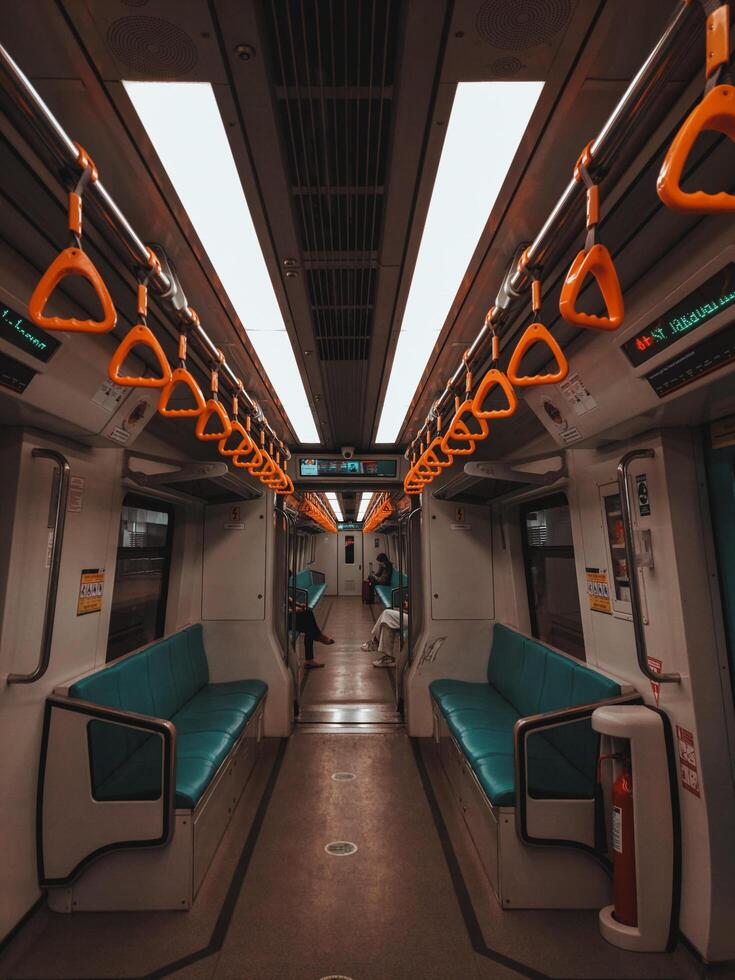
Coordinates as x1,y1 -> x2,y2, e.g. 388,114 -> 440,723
298,596 -> 399,725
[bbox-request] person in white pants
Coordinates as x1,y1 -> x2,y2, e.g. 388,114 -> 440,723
361,606 -> 402,667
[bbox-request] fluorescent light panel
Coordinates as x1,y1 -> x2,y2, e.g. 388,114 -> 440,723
123,81 -> 320,443
325,492 -> 343,522
375,81 -> 544,444
357,493 -> 372,522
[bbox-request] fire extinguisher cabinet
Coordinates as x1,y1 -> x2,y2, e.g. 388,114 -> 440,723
592,704 -> 679,952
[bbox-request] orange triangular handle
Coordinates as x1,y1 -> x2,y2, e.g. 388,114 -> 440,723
440,431 -> 476,456
657,84 -> 735,213
28,247 -> 117,333
195,399 -> 232,441
507,321 -> 569,387
218,420 -> 252,457
276,473 -> 295,495
415,457 -> 440,477
233,441 -> 262,470
158,367 -> 206,417
447,400 -> 489,443
250,448 -> 275,478
424,436 -> 454,468
559,244 -> 624,331
108,324 -> 172,388
471,368 -> 518,419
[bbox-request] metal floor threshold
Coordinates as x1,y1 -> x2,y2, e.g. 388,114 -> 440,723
297,703 -> 402,725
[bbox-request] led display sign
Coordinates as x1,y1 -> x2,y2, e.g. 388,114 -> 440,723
0,303 -> 60,363
621,263 -> 735,368
299,458 -> 398,478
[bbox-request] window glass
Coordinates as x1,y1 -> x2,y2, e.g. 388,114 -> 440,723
344,534 -> 355,565
522,494 -> 585,661
107,496 -> 173,662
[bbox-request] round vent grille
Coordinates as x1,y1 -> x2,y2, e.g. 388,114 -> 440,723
476,0 -> 571,50
121,0 -> 150,7
489,56 -> 524,78
107,16 -> 198,77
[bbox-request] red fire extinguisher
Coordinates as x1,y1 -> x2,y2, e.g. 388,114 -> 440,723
600,754 -> 637,926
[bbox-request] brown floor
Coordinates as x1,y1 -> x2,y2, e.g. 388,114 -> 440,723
298,596 -> 400,725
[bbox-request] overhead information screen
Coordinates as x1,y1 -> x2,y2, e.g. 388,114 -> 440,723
621,263 -> 735,368
299,457 -> 398,478
0,303 -> 60,363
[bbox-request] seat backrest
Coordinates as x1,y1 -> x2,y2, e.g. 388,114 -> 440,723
69,624 -> 210,785
292,569 -> 313,589
487,623 -> 620,777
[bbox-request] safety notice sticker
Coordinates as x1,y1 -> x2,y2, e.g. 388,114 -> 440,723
77,568 -> 105,616
647,656 -> 662,706
676,725 -> 701,798
585,568 -> 612,614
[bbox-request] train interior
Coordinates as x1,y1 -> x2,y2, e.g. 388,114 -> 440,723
1,1 -> 735,978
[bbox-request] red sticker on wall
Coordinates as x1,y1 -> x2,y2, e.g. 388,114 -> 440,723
676,725 -> 701,798
647,656 -> 662,706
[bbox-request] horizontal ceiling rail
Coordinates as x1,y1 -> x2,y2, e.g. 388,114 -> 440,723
404,0 -> 698,460
0,42 -> 290,458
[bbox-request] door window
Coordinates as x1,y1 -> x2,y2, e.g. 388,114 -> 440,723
521,494 -> 585,660
106,495 -> 173,661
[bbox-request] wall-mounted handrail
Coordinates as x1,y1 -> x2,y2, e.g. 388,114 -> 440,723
8,449 -> 70,684
617,449 -> 680,684
0,42 -> 290,458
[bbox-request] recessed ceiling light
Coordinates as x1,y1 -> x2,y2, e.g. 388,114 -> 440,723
357,493 -> 372,522
325,492 -> 343,522
375,80 -> 543,445
123,81 -> 319,444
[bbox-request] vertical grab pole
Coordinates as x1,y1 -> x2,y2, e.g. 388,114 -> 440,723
8,450 -> 70,684
405,504 -> 422,668
617,449 -> 680,684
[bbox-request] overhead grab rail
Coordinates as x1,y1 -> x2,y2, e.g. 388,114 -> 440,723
617,449 -> 680,684
7,450 -> 70,685
402,0 -> 699,467
0,42 -> 289,460
658,1 -> 735,211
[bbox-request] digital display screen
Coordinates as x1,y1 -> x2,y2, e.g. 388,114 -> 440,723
0,303 -> 60,363
0,350 -> 37,393
299,457 -> 398,478
621,263 -> 735,368
644,315 -> 735,398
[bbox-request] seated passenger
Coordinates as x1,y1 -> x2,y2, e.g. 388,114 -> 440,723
289,593 -> 334,668
368,552 -> 393,587
361,600 -> 406,668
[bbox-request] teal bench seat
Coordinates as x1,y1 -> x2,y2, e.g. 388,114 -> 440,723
430,624 -> 621,807
69,625 -> 267,809
289,568 -> 326,609
375,568 -> 408,609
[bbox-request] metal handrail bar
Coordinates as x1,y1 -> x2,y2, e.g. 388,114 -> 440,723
405,0 -> 697,456
0,42 -> 289,458
8,450 -> 70,684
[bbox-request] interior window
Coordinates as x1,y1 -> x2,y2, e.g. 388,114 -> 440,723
106,494 -> 174,662
521,493 -> 585,661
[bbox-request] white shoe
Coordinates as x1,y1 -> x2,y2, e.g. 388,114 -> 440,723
361,640 -> 378,651
373,654 -> 396,668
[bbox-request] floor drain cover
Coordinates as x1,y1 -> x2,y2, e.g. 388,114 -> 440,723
331,771 -> 356,781
318,976 -> 355,979
325,841 -> 358,856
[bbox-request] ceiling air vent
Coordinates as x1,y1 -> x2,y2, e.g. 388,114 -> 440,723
107,16 -> 198,77
489,56 -> 525,78
475,0 -> 571,50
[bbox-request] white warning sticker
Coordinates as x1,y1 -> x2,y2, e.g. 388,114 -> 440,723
612,805 -> 623,853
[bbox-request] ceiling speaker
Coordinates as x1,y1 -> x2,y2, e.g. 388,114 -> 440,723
489,56 -> 524,78
476,0 -> 571,50
107,16 -> 198,77
121,0 -> 150,7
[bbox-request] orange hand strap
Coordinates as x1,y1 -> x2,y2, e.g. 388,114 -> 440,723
559,244 -> 624,330
218,420 -> 252,457
158,365 -> 206,417
507,321 -> 568,387
471,367 -> 518,419
195,398 -> 232,441
108,324 -> 172,388
447,399 -> 490,444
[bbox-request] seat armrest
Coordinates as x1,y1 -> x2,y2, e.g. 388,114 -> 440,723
311,569 -> 326,585
38,695 -> 176,887
514,692 -> 643,855
289,586 -> 308,607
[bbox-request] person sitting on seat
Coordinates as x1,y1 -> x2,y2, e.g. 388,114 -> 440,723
361,600 -> 406,668
368,552 -> 393,587
289,592 -> 334,668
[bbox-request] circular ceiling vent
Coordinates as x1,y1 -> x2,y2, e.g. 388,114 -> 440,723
107,16 -> 198,77
489,56 -> 524,78
476,0 -> 571,50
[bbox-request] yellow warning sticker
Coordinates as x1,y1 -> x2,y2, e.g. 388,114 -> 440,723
586,568 -> 612,614
77,568 -> 105,616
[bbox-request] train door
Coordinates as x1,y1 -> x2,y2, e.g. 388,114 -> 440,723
337,529 -> 362,596
521,493 -> 585,660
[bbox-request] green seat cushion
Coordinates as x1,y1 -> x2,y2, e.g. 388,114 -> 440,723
206,679 -> 268,700
308,583 -> 326,607
183,688 -> 261,721
171,706 -> 247,739
474,748 -> 594,807
375,585 -> 392,607
446,705 -> 519,739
